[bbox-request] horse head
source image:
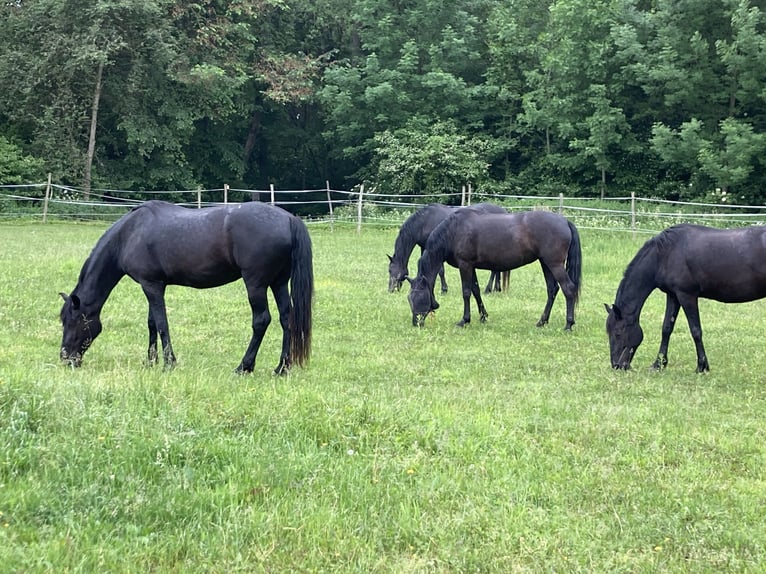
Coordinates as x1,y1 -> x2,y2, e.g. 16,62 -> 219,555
406,276 -> 439,327
387,254 -> 408,292
59,292 -> 102,367
604,303 -> 643,369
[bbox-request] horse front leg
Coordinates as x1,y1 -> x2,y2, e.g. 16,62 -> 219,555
678,295 -> 709,373
652,293 -> 681,370
456,271 -> 472,327
141,282 -> 176,369
271,282 -> 292,375
438,263 -> 448,294
456,268 -> 486,327
236,284 -> 271,374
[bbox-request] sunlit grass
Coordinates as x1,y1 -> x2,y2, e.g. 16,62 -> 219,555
0,220 -> 765,572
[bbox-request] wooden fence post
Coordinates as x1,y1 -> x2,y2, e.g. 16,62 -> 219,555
558,192 -> 564,214
357,184 -> 364,234
467,183 -> 472,206
224,183 -> 229,204
326,180 -> 334,231
270,184 -> 275,205
461,185 -> 466,206
631,191 -> 636,239
42,173 -> 52,223
197,188 -> 202,208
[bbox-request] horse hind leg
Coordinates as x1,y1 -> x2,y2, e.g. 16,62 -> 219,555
484,271 -> 499,294
236,284 -> 271,374
471,271 -> 489,322
272,282 -> 292,375
536,262 -> 560,328
502,270 -> 510,292
147,308 -> 159,366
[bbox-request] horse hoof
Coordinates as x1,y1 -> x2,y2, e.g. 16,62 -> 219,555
274,360 -> 290,376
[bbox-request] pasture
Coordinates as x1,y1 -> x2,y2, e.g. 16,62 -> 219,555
1,219 -> 765,572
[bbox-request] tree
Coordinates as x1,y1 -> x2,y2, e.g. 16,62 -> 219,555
0,136 -> 45,185
373,120 -> 491,198
319,0 -> 496,187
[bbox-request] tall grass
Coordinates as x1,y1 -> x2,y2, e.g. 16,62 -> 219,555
1,221 -> 765,572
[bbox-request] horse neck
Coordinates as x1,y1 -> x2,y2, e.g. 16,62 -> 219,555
73,233 -> 126,313
392,226 -> 418,268
615,245 -> 658,320
417,245 -> 446,286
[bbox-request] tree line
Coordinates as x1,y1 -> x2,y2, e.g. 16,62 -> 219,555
2,0 -> 766,205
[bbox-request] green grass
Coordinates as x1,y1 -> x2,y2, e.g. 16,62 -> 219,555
1,221 -> 765,572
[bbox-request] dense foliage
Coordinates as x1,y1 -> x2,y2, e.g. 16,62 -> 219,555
2,0 -> 766,202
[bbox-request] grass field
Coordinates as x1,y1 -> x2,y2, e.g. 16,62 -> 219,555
1,219 -> 765,572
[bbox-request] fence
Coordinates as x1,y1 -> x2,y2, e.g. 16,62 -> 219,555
2,181 -> 766,236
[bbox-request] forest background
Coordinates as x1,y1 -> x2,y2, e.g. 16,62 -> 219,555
2,0 -> 766,208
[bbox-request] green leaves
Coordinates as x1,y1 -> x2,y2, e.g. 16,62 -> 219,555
372,121 -> 490,195
0,137 -> 45,185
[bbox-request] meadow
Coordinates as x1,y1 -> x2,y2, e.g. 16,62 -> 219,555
1,218 -> 765,572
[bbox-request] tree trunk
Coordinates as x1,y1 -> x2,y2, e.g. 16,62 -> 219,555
84,60 -> 104,200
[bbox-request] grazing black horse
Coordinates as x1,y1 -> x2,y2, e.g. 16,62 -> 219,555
407,209 -> 582,328
387,203 -> 510,294
605,224 -> 766,372
59,200 -> 314,374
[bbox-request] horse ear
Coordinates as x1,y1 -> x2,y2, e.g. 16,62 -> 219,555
387,254 -> 393,262
59,292 -> 69,302
607,304 -> 622,320
404,276 -> 414,285
70,294 -> 81,310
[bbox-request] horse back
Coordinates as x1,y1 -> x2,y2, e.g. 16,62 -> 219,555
454,210 -> 572,270
119,202 -> 293,288
658,225 -> 766,302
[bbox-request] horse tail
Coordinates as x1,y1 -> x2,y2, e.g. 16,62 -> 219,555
566,220 -> 582,306
288,215 -> 314,367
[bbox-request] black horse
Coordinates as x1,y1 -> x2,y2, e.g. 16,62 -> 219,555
407,209 -> 582,328
387,203 -> 510,294
605,223 -> 766,372
59,200 -> 314,374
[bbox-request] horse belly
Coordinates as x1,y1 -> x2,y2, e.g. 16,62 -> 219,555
472,244 -> 536,271
702,282 -> 766,303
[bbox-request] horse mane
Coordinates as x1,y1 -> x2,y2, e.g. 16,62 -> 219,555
73,208 -> 142,294
394,204 -> 441,256
419,210 -> 459,277
614,225 -> 686,303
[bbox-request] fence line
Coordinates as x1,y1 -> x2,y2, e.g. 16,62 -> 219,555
2,182 -> 766,236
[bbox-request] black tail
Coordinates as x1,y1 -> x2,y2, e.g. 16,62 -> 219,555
566,220 -> 582,306
289,216 -> 314,367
